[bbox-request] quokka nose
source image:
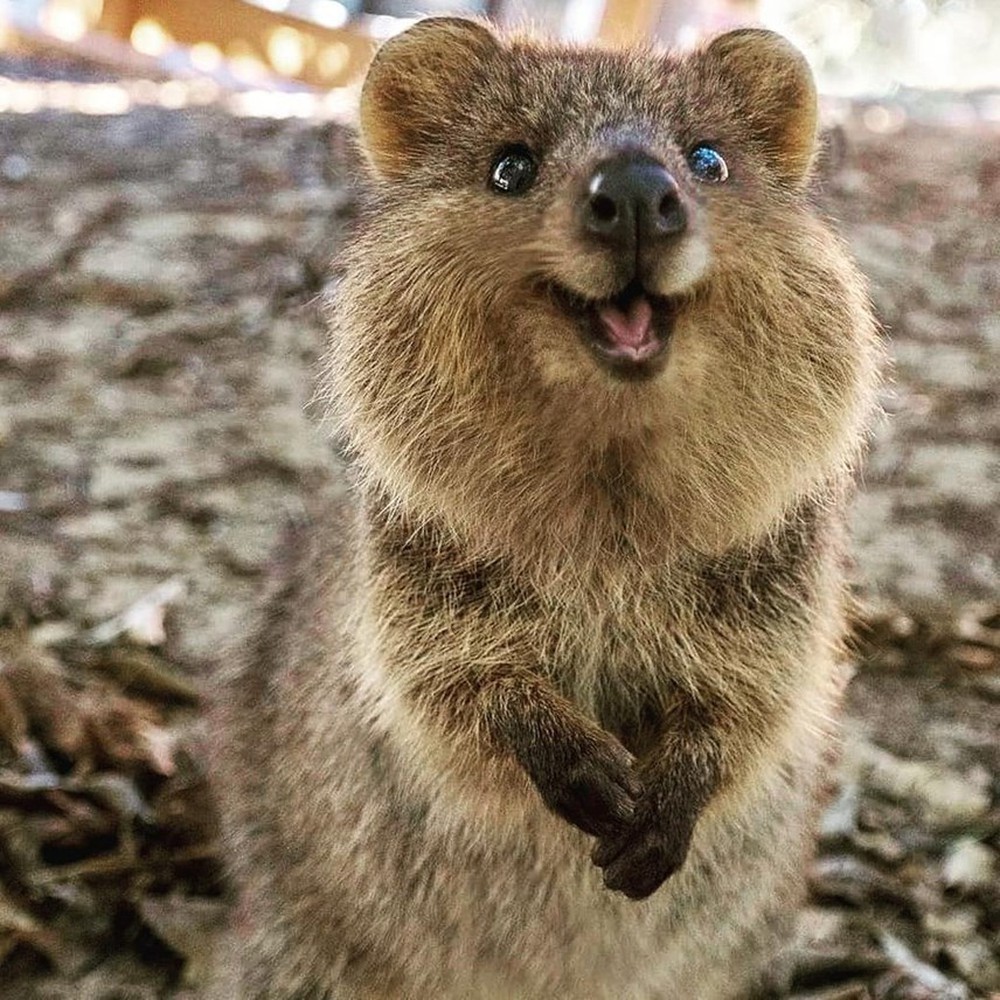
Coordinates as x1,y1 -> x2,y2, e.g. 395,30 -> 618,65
582,154 -> 686,249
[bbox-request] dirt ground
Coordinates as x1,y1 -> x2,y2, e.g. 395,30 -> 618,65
0,56 -> 998,999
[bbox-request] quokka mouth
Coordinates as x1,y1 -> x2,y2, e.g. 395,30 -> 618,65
550,280 -> 679,378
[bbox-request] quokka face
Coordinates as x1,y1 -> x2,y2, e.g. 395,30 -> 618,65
328,19 -> 880,564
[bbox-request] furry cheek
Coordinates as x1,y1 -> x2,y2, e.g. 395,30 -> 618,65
648,233 -> 712,297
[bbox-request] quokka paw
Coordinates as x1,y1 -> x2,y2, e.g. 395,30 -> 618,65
591,794 -> 698,899
525,729 -> 642,839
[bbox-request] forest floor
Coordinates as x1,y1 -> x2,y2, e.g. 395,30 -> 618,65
0,51 -> 998,1000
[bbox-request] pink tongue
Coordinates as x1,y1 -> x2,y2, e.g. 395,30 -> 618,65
597,297 -> 654,350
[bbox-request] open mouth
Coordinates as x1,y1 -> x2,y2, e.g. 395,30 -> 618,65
550,280 -> 679,377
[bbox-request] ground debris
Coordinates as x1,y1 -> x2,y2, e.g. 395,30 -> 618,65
879,932 -> 970,999
86,577 -> 187,648
91,646 -> 201,708
0,627 -> 221,998
138,895 -> 228,988
942,838 -> 997,893
849,741 -> 992,830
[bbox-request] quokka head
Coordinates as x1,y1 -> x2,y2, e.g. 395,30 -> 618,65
328,19 -> 880,561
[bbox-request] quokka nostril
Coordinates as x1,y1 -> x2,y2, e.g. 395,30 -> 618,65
590,194 -> 618,224
657,188 -> 686,233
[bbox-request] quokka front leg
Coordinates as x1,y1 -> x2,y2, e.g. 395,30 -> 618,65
490,676 -> 646,837
425,670 -> 644,838
370,524 -> 641,840
395,614 -> 727,895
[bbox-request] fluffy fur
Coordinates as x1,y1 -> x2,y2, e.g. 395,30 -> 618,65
213,19 -> 882,999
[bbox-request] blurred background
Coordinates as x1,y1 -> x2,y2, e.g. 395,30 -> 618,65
1,0 -> 999,117
1,2 -> 998,999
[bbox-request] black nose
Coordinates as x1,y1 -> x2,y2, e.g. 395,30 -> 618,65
582,154 -> 686,250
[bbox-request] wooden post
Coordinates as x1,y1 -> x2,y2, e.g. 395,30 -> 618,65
95,0 -> 376,87
598,0 -> 662,44
99,0 -> 144,39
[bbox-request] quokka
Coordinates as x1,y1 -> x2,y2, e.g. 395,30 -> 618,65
213,18 -> 882,999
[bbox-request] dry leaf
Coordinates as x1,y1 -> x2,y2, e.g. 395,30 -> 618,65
86,578 -> 187,647
97,646 -> 200,706
0,634 -> 89,762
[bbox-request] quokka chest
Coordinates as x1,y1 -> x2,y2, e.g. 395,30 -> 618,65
523,538 -> 821,729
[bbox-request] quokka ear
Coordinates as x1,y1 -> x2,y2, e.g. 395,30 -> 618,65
359,17 -> 501,181
698,29 -> 818,188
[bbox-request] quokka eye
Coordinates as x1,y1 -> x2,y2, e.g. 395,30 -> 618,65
688,144 -> 729,184
489,144 -> 538,195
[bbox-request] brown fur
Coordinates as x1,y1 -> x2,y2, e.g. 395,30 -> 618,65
213,18 -> 882,999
